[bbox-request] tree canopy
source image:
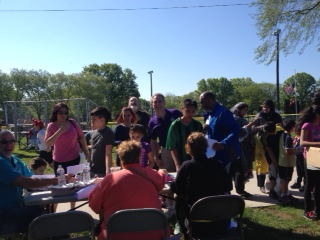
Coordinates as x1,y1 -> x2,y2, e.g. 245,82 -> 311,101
251,0 -> 320,64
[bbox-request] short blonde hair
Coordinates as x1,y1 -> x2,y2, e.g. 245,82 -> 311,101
116,140 -> 141,165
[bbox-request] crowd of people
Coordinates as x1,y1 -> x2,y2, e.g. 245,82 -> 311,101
2,89 -> 320,238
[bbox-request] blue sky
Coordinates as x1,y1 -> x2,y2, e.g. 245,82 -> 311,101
1,0 -> 319,100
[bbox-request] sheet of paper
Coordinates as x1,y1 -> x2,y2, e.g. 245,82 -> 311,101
75,183 -> 98,200
31,174 -> 55,179
67,164 -> 85,175
206,138 -> 217,158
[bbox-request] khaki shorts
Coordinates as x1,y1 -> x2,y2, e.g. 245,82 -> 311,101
160,148 -> 176,172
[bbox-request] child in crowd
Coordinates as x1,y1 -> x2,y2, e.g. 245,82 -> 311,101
277,118 -> 299,203
27,121 -> 38,150
30,157 -> 47,175
291,133 -> 306,192
90,106 -> 114,177
34,119 -> 53,168
129,124 -> 155,168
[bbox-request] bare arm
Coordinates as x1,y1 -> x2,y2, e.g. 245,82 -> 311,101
45,123 -> 69,147
147,151 -> 155,168
170,149 -> 180,171
150,139 -> 162,168
105,144 -> 113,175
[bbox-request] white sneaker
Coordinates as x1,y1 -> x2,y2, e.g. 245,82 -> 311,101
174,222 -> 180,235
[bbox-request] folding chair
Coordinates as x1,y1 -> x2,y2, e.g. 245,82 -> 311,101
106,208 -> 168,240
189,195 -> 245,240
28,210 -> 95,240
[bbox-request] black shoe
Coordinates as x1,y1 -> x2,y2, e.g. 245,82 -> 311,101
269,189 -> 279,200
237,191 -> 253,199
291,182 -> 301,189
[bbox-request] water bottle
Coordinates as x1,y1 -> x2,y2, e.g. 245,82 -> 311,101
57,165 -> 66,186
83,162 -> 90,183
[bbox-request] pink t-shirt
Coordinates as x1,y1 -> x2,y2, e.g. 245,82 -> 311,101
46,119 -> 83,162
301,122 -> 320,159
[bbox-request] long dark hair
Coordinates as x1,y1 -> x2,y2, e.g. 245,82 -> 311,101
49,102 -> 69,122
295,105 -> 320,135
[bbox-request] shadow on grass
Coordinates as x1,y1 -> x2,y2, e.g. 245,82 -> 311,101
243,217 -> 319,240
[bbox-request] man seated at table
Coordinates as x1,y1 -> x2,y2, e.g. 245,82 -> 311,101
89,140 -> 167,240
0,130 -> 73,235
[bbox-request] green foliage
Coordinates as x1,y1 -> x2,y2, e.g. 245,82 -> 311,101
251,0 -> 320,64
282,72 -> 317,112
83,63 -> 140,119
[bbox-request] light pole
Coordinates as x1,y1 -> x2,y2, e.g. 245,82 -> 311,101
148,70 -> 153,116
273,29 -> 281,111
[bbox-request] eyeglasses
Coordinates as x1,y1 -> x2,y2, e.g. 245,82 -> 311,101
58,111 -> 68,115
0,139 -> 16,145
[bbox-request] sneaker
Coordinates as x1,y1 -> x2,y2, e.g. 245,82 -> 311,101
291,182 -> 301,189
269,189 -> 279,200
304,211 -> 316,220
173,222 -> 180,235
278,195 -> 292,204
287,194 -> 299,203
260,187 -> 267,193
237,191 -> 253,199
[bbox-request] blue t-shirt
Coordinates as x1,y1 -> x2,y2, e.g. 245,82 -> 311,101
148,109 -> 182,147
0,154 -> 33,213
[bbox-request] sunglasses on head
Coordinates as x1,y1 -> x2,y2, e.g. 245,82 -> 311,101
58,111 -> 68,115
0,139 -> 16,145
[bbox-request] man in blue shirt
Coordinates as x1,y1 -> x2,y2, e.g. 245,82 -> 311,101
199,91 -> 250,197
0,130 -> 72,235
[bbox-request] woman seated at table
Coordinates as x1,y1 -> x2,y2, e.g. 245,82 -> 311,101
88,140 -> 167,240
171,132 -> 232,239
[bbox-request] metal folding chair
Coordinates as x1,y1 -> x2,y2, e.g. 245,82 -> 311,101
106,208 -> 168,240
189,195 -> 245,240
28,210 -> 95,240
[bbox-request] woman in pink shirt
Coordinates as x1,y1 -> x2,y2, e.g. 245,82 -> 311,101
89,140 -> 167,240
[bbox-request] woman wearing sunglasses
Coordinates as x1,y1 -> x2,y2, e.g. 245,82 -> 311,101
45,102 -> 89,208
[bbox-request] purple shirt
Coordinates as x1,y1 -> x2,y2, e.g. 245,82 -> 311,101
140,141 -> 151,168
148,108 -> 182,147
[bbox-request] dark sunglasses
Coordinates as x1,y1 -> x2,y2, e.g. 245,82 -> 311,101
58,111 -> 68,115
0,139 -> 16,145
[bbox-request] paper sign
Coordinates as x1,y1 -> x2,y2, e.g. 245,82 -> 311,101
67,164 -> 85,175
206,138 -> 217,158
76,183 -> 98,200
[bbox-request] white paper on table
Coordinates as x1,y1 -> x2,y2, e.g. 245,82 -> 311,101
67,164 -> 85,175
206,139 -> 217,158
75,183 -> 98,200
31,174 -> 55,179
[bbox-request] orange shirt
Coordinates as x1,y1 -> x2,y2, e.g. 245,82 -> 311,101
89,163 -> 165,240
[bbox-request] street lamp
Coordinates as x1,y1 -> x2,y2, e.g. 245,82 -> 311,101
273,29 -> 281,111
148,70 -> 153,116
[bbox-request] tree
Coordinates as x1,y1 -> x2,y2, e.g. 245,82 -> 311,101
251,0 -> 320,64
282,72 -> 317,112
83,63 -> 140,118
196,77 -> 238,109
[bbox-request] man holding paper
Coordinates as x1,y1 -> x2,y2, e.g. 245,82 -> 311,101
199,91 -> 243,194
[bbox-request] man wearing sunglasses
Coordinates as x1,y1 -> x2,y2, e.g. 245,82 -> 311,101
0,130 -> 74,235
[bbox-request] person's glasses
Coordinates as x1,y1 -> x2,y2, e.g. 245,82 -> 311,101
0,139 -> 16,145
58,111 -> 68,115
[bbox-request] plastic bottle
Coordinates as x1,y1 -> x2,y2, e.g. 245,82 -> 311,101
83,162 -> 90,183
57,165 -> 66,186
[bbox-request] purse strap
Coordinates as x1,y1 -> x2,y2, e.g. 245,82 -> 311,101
125,166 -> 159,191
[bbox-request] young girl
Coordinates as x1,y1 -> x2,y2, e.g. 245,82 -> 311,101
30,157 -> 47,175
296,105 -> 320,220
129,124 -> 155,168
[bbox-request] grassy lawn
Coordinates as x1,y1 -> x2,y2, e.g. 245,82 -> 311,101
13,145 -> 320,240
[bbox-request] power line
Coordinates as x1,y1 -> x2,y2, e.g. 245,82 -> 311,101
0,3 -> 251,12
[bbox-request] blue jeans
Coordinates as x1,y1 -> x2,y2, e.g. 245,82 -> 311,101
0,206 -> 43,234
